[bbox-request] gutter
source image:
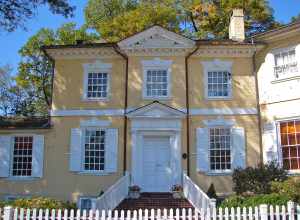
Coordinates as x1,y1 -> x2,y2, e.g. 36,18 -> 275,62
251,44 -> 264,165
113,45 -> 129,176
185,46 -> 200,176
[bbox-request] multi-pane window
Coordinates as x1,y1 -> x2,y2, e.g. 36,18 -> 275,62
87,72 -> 108,98
280,120 -> 300,170
145,69 -> 168,97
12,136 -> 33,177
274,49 -> 298,79
209,128 -> 231,171
84,129 -> 105,171
80,198 -> 93,210
207,71 -> 231,98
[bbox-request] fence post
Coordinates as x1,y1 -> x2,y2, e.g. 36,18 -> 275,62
287,201 -> 295,220
259,204 -> 268,220
3,206 -> 13,220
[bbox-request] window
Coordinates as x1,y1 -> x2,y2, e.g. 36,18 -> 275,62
87,72 -> 108,99
145,69 -> 168,97
279,120 -> 300,170
209,128 -> 231,171
84,129 -> 105,171
274,48 -> 298,79
12,136 -> 33,177
207,71 -> 231,98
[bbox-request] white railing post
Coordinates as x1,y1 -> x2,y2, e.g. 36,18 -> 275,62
287,201 -> 295,220
259,204 -> 268,220
210,199 -> 216,209
3,207 -> 13,220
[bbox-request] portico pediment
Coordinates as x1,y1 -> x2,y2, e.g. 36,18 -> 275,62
117,25 -> 195,50
127,102 -> 185,119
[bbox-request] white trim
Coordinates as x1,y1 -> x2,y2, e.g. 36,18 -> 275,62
190,108 -> 257,115
51,107 -> 257,116
201,59 -> 233,100
51,109 -> 124,116
82,60 -> 112,101
142,58 -> 173,99
203,117 -> 236,127
80,119 -> 111,127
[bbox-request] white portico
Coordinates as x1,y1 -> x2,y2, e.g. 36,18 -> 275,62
127,102 -> 185,192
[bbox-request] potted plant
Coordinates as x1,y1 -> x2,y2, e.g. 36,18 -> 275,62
128,185 -> 141,199
171,184 -> 183,199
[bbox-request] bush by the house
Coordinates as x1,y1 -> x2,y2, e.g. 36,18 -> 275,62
232,162 -> 288,195
271,177 -> 300,203
0,197 -> 76,209
207,183 -> 217,199
220,193 -> 290,208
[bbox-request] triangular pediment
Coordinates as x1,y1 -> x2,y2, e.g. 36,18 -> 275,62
118,25 -> 195,49
127,102 -> 186,118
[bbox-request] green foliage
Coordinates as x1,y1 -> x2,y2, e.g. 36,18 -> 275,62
291,13 -> 300,22
271,177 -> 300,203
0,0 -> 75,32
220,193 -> 290,208
85,0 -> 278,41
207,183 -> 217,199
0,197 -> 76,209
232,162 -> 288,195
85,0 -> 179,42
13,23 -> 98,116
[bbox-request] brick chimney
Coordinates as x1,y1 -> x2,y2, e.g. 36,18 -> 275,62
229,9 -> 245,42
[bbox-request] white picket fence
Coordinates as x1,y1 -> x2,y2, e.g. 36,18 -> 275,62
0,201 -> 299,220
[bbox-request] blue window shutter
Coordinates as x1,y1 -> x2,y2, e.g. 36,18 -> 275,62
0,135 -> 11,177
232,127 -> 246,169
32,135 -> 45,178
262,122 -> 279,164
196,128 -> 209,173
105,128 -> 118,173
70,128 -> 82,172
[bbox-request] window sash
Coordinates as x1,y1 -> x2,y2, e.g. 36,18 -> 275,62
207,71 -> 231,98
83,128 -> 106,172
209,128 -> 232,172
279,120 -> 300,170
12,136 -> 33,177
86,72 -> 108,99
274,49 -> 298,79
145,69 -> 168,97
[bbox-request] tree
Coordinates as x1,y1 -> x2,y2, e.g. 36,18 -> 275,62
291,13 -> 300,22
85,0 -> 180,42
0,0 -> 75,32
85,0 -> 279,41
0,65 -> 15,115
15,23 -> 98,116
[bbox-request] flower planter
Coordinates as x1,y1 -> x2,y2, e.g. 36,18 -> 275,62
172,191 -> 183,199
129,191 -> 140,199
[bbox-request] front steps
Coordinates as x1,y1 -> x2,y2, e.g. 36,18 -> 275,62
114,193 -> 194,211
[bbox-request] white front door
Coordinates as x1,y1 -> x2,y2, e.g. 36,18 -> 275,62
142,136 -> 171,192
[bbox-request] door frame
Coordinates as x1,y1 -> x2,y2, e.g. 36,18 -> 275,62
130,119 -> 182,192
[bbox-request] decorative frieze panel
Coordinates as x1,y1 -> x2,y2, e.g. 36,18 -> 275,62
193,47 -> 257,58
46,48 -> 120,59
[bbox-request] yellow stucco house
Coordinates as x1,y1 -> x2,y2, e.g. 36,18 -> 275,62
0,9 -> 299,210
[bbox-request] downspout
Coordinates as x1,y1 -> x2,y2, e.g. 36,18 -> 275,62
113,45 -> 129,175
41,47 -> 55,124
185,46 -> 200,176
252,44 -> 264,165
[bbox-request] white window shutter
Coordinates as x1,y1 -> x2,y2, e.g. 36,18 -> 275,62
70,128 -> 82,172
262,122 -> 279,164
32,135 -> 45,178
105,128 -> 118,173
196,128 -> 209,173
232,127 -> 246,169
0,135 -> 11,177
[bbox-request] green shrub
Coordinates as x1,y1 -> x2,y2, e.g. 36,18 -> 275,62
207,183 -> 217,199
271,177 -> 300,203
220,193 -> 290,208
232,162 -> 287,195
0,197 -> 76,209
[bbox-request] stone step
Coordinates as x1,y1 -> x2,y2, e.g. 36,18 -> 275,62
114,193 -> 194,211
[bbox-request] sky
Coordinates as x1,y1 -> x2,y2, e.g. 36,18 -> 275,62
0,0 -> 300,72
